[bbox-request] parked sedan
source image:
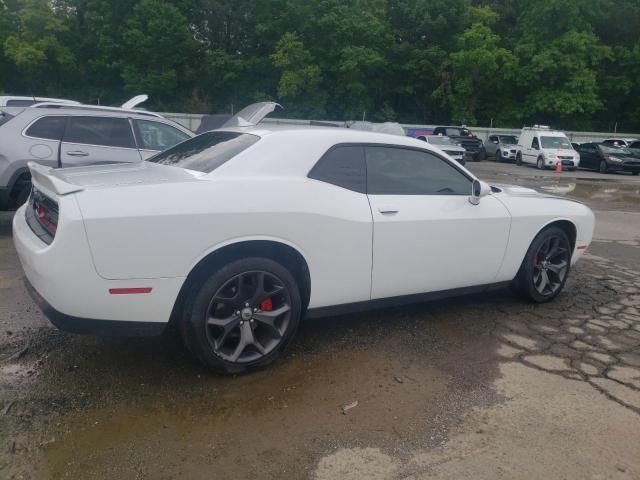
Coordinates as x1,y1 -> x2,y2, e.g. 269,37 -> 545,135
577,143 -> 640,175
14,114 -> 595,373
416,135 -> 466,165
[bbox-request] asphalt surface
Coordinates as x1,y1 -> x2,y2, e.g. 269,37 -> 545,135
1,161 -> 639,479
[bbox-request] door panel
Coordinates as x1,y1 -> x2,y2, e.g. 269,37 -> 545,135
368,194 -> 511,299
60,116 -> 142,167
364,145 -> 511,300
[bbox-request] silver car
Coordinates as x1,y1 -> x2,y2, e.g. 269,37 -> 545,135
0,103 -> 193,209
416,135 -> 466,165
486,134 -> 518,162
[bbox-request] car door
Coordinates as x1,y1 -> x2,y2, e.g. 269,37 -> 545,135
579,144 -> 597,170
60,115 -> 142,167
486,135 -> 498,156
524,136 -> 540,163
365,145 -> 511,299
133,119 -> 193,159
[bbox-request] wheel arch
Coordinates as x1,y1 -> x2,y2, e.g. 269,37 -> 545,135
535,218 -> 577,252
169,239 -> 312,325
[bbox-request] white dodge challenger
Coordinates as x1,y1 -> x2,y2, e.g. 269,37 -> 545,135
13,104 -> 595,373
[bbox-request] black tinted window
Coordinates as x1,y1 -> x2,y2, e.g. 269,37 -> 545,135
366,147 -> 471,195
148,131 -> 259,173
309,145 -> 366,193
65,116 -> 134,148
25,116 -> 66,140
134,119 -> 191,150
7,99 -> 35,106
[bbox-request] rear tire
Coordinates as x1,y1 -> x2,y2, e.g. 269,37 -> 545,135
513,226 -> 571,303
180,257 -> 302,374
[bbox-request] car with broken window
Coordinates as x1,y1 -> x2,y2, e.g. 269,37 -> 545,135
0,102 -> 193,209
14,102 -> 595,374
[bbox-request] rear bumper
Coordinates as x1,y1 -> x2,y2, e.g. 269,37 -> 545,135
13,199 -> 184,330
24,278 -> 166,336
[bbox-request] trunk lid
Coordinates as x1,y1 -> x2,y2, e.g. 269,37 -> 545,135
29,161 -> 202,194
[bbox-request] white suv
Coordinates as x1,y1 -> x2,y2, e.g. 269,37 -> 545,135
516,126 -> 580,170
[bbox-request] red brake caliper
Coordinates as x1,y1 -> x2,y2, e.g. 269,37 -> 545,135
260,298 -> 273,311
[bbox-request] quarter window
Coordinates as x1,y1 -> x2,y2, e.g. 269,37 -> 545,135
64,116 -> 134,148
25,116 -> 66,140
134,119 -> 191,151
308,145 -> 366,193
366,146 -> 471,195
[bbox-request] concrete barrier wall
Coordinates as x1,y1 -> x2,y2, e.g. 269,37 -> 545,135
161,112 -> 635,144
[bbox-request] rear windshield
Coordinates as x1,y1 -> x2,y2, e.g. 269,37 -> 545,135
147,131 -> 259,173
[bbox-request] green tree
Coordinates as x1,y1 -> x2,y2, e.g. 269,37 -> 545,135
435,6 -> 517,125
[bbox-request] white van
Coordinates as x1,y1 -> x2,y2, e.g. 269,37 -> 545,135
516,125 -> 580,170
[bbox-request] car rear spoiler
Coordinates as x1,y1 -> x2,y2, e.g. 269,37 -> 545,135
28,162 -> 84,196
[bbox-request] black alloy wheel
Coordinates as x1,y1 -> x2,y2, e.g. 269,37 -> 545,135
514,226 -> 572,303
181,257 -> 301,373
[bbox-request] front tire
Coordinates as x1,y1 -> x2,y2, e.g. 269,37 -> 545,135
513,226 -> 571,303
181,257 -> 302,374
516,153 -> 522,166
496,151 -> 502,163
537,156 -> 545,170
599,160 -> 608,174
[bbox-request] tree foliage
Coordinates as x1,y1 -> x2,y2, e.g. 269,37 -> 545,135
1,0 -> 639,130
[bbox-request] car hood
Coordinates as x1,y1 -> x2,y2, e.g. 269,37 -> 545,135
542,148 -> 577,156
491,183 -> 583,204
43,161 -> 203,190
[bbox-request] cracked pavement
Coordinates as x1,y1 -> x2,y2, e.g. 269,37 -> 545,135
1,162 -> 639,479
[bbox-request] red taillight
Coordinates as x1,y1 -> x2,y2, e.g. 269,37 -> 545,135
109,288 -> 153,295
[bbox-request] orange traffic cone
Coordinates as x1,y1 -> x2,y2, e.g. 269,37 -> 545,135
555,161 -> 563,174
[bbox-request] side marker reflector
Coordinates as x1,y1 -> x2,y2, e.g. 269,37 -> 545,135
576,245 -> 587,250
109,287 -> 152,295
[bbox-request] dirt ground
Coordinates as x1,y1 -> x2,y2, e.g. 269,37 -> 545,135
1,162 -> 639,479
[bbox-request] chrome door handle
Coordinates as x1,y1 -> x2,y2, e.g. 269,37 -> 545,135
378,208 -> 399,214
67,151 -> 89,156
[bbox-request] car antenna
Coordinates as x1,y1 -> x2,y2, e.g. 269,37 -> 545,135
57,118 -> 70,168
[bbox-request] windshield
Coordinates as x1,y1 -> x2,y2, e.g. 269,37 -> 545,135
147,131 -> 259,172
540,136 -> 571,149
600,145 -> 632,156
428,136 -> 457,146
500,136 -> 517,144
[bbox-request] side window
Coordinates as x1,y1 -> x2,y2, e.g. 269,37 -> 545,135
65,116 -> 134,148
602,140 -> 614,146
134,119 -> 191,151
489,135 -> 497,142
630,141 -> 640,149
531,137 -> 539,149
366,146 -> 471,195
25,116 -> 66,140
308,145 -> 366,193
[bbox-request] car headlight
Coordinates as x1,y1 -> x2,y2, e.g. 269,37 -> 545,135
503,150 -> 509,155
607,156 -> 622,162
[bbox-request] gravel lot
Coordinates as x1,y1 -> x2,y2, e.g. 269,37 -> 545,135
1,162 -> 639,479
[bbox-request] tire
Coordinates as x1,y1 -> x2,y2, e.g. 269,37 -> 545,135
537,156 -> 545,170
477,148 -> 486,161
496,151 -> 502,163
513,226 -> 571,303
14,183 -> 31,208
599,160 -> 608,174
632,171 -> 639,176
516,153 -> 522,166
180,257 -> 302,374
